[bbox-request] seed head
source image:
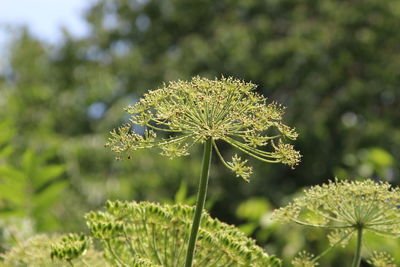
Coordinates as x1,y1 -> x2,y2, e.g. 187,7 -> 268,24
85,201 -> 281,267
50,234 -> 90,262
106,76 -> 300,181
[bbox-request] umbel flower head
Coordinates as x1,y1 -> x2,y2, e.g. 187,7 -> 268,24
106,76 -> 300,181
291,251 -> 319,267
273,179 -> 400,247
84,201 -> 281,267
1,234 -> 107,266
367,251 -> 396,267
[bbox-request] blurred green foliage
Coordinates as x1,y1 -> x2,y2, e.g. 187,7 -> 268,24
0,119 -> 67,230
1,0 -> 400,265
0,148 -> 67,229
1,235 -> 107,266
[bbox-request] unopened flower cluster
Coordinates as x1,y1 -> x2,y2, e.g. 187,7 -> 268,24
50,234 -> 90,262
107,76 -> 300,181
2,235 -> 107,266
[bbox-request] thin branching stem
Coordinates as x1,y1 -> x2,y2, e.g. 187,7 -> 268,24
314,229 -> 355,262
291,218 -> 353,229
105,240 -> 130,267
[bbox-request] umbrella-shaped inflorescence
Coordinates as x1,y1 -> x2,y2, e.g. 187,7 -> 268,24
106,76 -> 300,181
273,179 -> 400,267
83,200 -> 281,267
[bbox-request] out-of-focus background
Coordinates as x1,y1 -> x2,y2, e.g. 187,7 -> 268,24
0,0 -> 399,265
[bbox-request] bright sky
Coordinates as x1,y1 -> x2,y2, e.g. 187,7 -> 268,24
0,0 -> 91,46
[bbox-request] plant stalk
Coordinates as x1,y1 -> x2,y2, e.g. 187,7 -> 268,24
351,227 -> 363,267
184,138 -> 213,267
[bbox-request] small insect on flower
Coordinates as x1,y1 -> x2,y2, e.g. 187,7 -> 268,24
106,76 -> 301,181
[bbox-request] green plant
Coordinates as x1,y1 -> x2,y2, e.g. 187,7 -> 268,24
0,119 -> 67,232
273,179 -> 400,267
290,251 -> 318,267
1,200 -> 280,266
82,200 -> 280,266
1,234 -> 106,267
50,234 -> 91,265
107,76 -> 300,266
367,251 -> 396,267
0,149 -> 67,231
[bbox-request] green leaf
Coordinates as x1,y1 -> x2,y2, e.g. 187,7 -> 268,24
174,180 -> 188,203
367,147 -> 394,167
0,166 -> 26,209
33,180 -> 68,210
0,165 -> 25,181
236,197 -> 270,221
0,145 -> 14,159
0,178 -> 26,207
21,149 -> 37,175
239,222 -> 259,235
0,120 -> 15,145
35,164 -> 65,188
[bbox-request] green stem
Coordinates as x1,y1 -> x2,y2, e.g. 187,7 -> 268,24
105,240 -> 129,267
184,138 -> 213,267
313,229 -> 355,262
351,227 -> 363,267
